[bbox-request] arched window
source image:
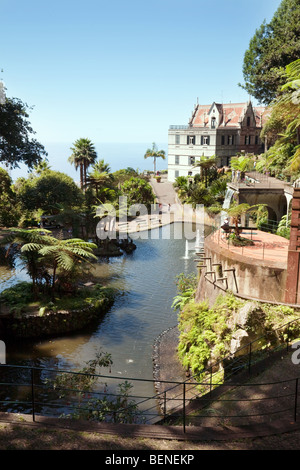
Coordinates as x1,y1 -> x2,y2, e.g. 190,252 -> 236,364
211,117 -> 216,128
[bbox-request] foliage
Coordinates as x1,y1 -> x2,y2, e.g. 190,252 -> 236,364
46,349 -> 142,424
276,214 -> 291,239
0,168 -> 22,227
0,281 -> 115,315
121,177 -> 155,210
230,155 -> 254,172
177,294 -> 242,378
226,203 -> 266,238
173,161 -> 228,209
177,291 -> 300,383
175,272 -> 198,293
193,156 -> 218,188
15,170 -> 84,214
240,0 -> 300,104
0,229 -> 97,298
258,58 -> 300,178
172,273 -> 197,313
144,142 -> 165,174
68,138 -> 98,190
0,97 -> 47,169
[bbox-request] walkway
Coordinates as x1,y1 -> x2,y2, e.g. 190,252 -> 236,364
116,174 -> 214,235
210,227 -> 289,266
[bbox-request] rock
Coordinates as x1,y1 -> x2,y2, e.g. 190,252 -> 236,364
235,301 -> 260,329
230,329 -> 250,356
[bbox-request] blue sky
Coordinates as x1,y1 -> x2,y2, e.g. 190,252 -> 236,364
1,0 -> 282,178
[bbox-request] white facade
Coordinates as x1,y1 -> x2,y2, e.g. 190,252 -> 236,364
167,101 -> 268,182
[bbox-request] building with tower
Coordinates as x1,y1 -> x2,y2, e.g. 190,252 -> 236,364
167,100 -> 269,182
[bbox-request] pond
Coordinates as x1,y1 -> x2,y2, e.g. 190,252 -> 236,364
0,222 -> 209,419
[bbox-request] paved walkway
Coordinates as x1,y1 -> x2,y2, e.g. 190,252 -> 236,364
1,409 -> 300,442
210,228 -> 289,266
116,175 -> 214,235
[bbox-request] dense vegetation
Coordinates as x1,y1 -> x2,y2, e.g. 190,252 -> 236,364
240,0 -> 300,105
174,276 -> 300,386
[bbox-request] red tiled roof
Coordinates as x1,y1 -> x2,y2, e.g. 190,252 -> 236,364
190,102 -> 268,129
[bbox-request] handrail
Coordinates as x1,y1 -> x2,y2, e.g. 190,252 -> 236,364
1,314 -> 300,431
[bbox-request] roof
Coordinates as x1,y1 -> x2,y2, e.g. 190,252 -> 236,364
189,101 -> 269,129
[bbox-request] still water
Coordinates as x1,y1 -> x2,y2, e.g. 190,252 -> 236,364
0,223 -> 205,415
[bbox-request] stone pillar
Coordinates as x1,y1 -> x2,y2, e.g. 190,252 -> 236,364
285,188 -> 300,304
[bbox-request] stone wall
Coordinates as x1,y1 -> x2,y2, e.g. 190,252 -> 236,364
195,232 -> 288,306
0,297 -> 114,339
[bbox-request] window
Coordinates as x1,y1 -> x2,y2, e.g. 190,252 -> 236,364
247,116 -> 251,126
221,135 -> 225,145
175,134 -> 180,145
255,135 -> 258,145
211,117 -> 216,128
189,156 -> 195,165
187,135 -> 195,145
201,135 -> 210,145
228,135 -> 234,145
245,135 -> 251,145
175,155 -> 180,165
175,170 -> 179,178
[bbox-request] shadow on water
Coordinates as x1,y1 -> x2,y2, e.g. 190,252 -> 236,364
0,222 -> 213,413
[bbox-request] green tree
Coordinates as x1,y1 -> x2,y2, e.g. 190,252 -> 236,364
32,158 -> 51,176
144,142 -> 165,174
193,156 -> 218,188
240,0 -> 300,104
260,59 -> 300,177
230,155 -> 254,172
1,229 -> 97,298
0,97 -> 47,168
1,228 -> 53,296
0,167 -> 21,227
15,170 -> 84,215
68,138 -> 98,190
226,203 -> 266,238
86,170 -> 115,201
92,159 -> 111,174
121,177 -> 155,210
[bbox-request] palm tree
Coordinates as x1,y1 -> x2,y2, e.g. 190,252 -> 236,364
1,229 -> 97,298
35,238 -> 97,296
144,142 -> 165,174
1,228 -> 53,297
193,156 -> 217,187
92,159 -> 111,174
68,138 -> 98,190
32,159 -> 51,175
86,170 -> 113,200
226,203 -> 266,238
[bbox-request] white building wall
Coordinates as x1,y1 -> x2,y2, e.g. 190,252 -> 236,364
168,128 -> 217,182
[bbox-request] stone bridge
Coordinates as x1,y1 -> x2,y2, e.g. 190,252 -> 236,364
225,171 -> 294,223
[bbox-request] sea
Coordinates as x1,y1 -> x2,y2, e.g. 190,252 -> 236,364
5,142 -> 168,183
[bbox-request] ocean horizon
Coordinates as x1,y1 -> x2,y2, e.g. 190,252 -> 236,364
6,141 -> 169,183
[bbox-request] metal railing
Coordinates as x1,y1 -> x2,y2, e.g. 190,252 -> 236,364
211,227 -> 288,262
1,314 -> 300,432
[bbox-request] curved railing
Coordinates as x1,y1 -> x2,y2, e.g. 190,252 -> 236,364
1,314 -> 300,432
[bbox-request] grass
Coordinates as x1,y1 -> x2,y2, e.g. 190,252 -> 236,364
0,281 -> 115,316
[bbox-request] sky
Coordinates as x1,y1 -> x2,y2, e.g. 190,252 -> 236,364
0,0 -> 282,179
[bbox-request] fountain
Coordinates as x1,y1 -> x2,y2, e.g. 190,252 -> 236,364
183,239 -> 189,259
195,228 -> 204,250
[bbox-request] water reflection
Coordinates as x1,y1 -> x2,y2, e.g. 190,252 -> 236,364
0,223 -> 210,414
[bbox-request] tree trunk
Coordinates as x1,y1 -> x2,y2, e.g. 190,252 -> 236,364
52,261 -> 57,300
80,164 -> 84,190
